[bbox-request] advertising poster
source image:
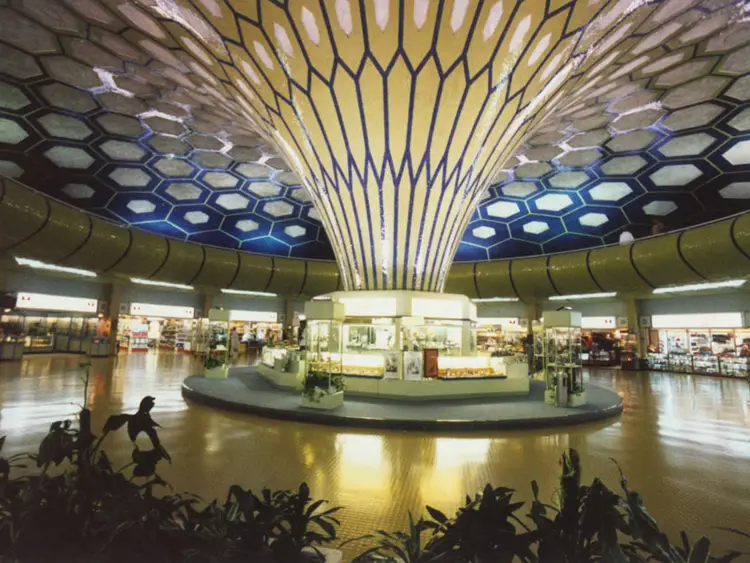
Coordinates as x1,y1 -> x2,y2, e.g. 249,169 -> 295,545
403,351 -> 423,381
423,349 -> 439,379
383,351 -> 401,379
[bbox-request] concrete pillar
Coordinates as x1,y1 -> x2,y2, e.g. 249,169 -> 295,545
202,293 -> 214,317
626,299 -> 645,361
284,299 -> 295,343
107,284 -> 122,357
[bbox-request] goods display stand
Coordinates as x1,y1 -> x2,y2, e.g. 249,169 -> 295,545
542,310 -> 585,407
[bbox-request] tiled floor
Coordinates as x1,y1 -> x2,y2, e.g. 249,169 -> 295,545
1,352 -> 749,557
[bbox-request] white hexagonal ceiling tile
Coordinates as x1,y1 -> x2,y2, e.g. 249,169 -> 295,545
643,200 -> 678,216
0,160 -> 23,179
719,182 -> 750,199
0,118 -> 29,144
126,199 -> 155,214
284,225 -> 307,238
649,164 -> 702,186
472,226 -> 496,239
579,212 -> 609,227
308,208 -> 321,222
185,211 -> 209,224
486,201 -> 521,219
722,141 -> 750,165
658,133 -> 716,157
549,171 -> 589,189
236,219 -> 259,232
249,181 -> 282,198
109,167 -> 151,187
44,146 -> 94,169
38,113 -> 91,140
62,183 -> 94,199
263,201 -> 294,217
588,182 -> 633,202
500,182 -> 537,198
523,221 -> 549,235
236,163 -> 271,178
204,172 -> 238,189
165,183 -> 202,201
728,108 -> 750,132
600,156 -> 648,175
216,193 -> 250,210
535,193 -> 573,212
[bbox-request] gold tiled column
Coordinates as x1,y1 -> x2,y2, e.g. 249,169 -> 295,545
106,284 -> 122,358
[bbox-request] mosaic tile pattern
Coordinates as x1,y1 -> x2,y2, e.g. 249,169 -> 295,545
0,1 -> 750,281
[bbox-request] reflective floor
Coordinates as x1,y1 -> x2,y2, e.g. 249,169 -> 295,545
1,352 -> 749,557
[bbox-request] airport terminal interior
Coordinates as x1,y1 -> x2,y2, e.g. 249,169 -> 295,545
1,0 -> 750,560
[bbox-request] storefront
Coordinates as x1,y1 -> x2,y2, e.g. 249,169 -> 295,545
117,303 -> 196,353
645,312 -> 750,378
580,316 -> 636,368
228,310 -> 282,351
475,317 -> 526,356
0,292 -> 107,354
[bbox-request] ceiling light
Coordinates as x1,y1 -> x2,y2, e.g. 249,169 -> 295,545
130,278 -> 193,290
549,292 -> 617,301
653,279 -> 746,294
221,288 -> 277,297
471,297 -> 520,302
15,257 -> 97,277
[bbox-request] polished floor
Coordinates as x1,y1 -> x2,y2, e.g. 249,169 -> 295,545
1,352 -> 749,557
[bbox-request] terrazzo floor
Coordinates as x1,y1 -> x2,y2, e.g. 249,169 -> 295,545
1,351 -> 749,559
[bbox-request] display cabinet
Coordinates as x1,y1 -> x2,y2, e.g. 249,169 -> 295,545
668,353 -> 693,373
205,310 -> 229,378
307,319 -> 343,375
401,322 -> 462,356
719,357 -> 750,378
692,355 -> 719,375
646,352 -> 668,371
343,322 -> 395,353
0,336 -> 24,361
542,311 -> 585,407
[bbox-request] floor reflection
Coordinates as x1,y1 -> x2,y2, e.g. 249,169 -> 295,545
0,351 -> 749,556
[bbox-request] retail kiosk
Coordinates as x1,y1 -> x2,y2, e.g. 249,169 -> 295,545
645,312 -> 750,378
117,303 -> 196,353
475,317 -> 527,355
580,316 -> 636,367
258,291 -> 529,401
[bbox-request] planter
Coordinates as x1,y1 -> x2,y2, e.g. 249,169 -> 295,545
302,390 -> 344,410
569,391 -> 587,407
544,388 -> 556,405
274,357 -> 288,372
205,365 -> 229,379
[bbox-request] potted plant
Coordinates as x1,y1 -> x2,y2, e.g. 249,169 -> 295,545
205,350 -> 228,379
301,370 -> 344,410
569,382 -> 586,407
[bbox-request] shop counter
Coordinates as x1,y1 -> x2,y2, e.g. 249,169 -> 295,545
0,339 -> 24,361
87,338 -> 111,357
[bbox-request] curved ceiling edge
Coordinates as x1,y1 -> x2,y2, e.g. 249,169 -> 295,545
0,177 -> 339,297
447,213 -> 750,300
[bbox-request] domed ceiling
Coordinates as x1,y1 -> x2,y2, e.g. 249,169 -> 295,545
0,0 -> 749,287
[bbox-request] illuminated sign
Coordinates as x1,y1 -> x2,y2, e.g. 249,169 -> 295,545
129,303 -> 195,319
581,316 -> 617,329
477,317 -> 520,327
651,312 -> 744,329
338,298 -> 397,317
16,292 -> 98,313
412,298 -> 463,319
230,310 -> 278,322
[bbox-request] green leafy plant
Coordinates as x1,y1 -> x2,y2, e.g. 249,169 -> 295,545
303,371 -> 344,403
344,513 -> 436,562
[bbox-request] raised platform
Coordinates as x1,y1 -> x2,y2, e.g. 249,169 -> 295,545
182,368 -> 623,431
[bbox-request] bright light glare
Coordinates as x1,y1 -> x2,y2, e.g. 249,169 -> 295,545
549,292 -> 617,301
653,279 -> 746,294
130,278 -> 193,290
15,257 -> 97,277
471,297 -> 520,302
221,288 -> 277,297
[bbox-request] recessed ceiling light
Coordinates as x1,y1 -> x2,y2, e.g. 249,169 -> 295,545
549,292 -> 617,301
130,278 -> 193,290
15,257 -> 97,277
221,288 -> 277,297
471,297 -> 520,302
653,279 -> 746,294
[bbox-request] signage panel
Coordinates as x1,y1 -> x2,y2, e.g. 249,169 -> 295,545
129,302 -> 195,319
651,312 -> 743,329
230,310 -> 278,322
17,292 -> 97,313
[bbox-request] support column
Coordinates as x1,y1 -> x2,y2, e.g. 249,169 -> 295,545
202,293 -> 214,317
626,299 -> 644,363
284,299 -> 295,344
107,284 -> 122,357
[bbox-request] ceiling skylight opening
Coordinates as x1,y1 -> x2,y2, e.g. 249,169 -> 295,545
15,257 -> 97,278
131,278 -> 193,290
221,289 -> 277,297
652,279 -> 747,294
471,297 -> 520,302
549,292 -> 617,301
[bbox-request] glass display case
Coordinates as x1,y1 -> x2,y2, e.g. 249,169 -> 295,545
719,357 -> 750,378
307,319 -> 343,375
343,322 -> 395,353
693,355 -> 719,375
542,311 -> 585,407
205,310 -> 230,378
646,352 -> 668,371
401,321 -> 462,356
668,353 -> 693,373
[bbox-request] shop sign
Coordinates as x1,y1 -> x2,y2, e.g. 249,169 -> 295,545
16,292 -> 97,313
412,298 -> 463,319
129,302 -> 195,319
339,297 -> 397,317
230,310 -> 278,322
477,317 -> 520,327
581,316 -> 616,329
651,312 -> 744,329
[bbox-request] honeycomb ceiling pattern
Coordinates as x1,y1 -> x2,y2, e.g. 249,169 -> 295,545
0,0 -> 748,286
